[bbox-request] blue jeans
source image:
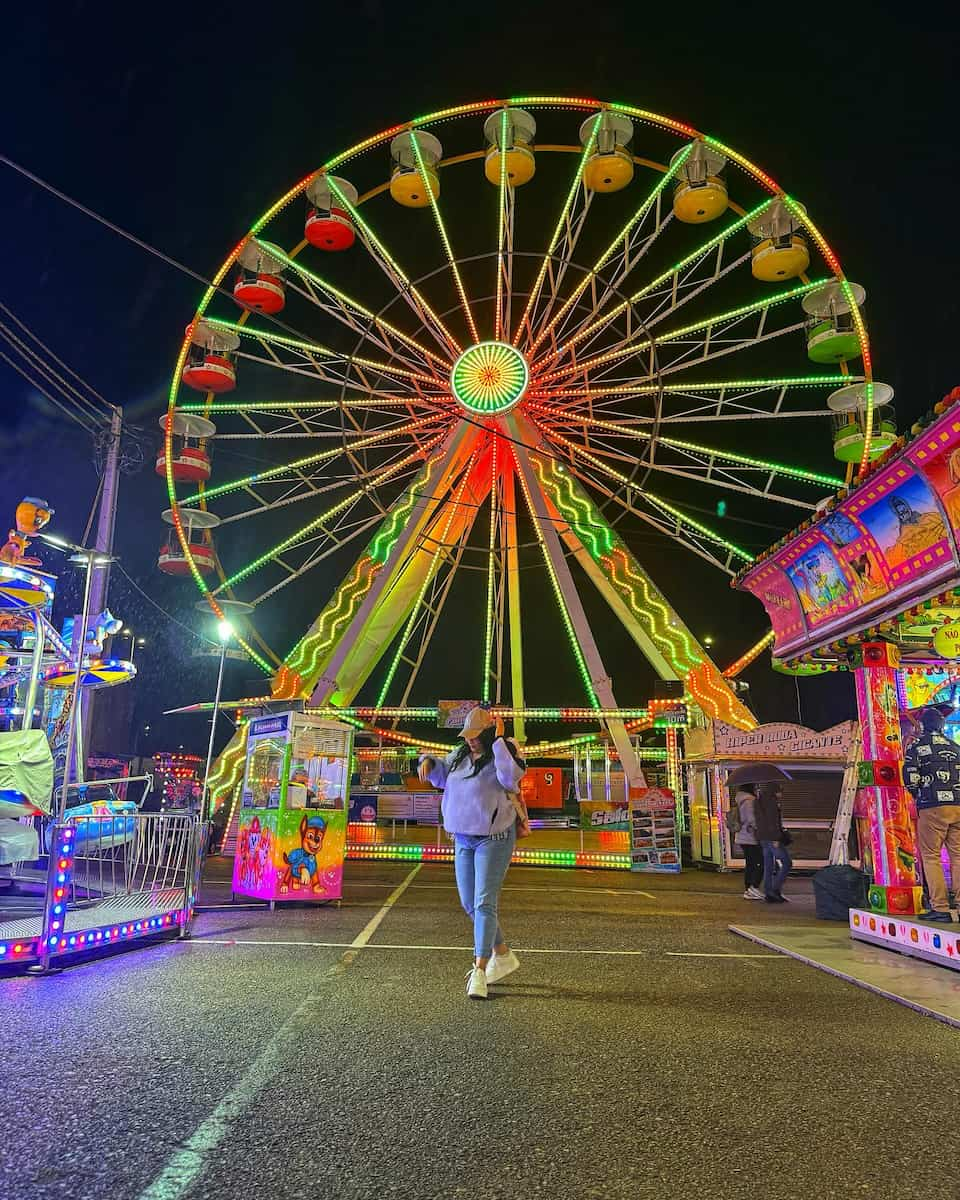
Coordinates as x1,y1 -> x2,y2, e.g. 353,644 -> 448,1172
454,825 -> 516,959
761,840 -> 792,895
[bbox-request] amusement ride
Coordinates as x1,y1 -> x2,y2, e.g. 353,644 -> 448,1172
155,97 -> 882,808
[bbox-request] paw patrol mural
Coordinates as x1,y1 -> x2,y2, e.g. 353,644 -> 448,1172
232,712 -> 352,903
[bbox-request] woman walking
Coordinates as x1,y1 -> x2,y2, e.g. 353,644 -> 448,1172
419,707 -> 526,1000
731,784 -> 765,900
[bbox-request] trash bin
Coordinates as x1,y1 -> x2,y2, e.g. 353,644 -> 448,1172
812,864 -> 869,921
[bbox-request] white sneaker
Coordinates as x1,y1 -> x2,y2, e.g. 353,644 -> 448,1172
485,949 -> 520,984
466,965 -> 488,1000
746,887 -> 766,900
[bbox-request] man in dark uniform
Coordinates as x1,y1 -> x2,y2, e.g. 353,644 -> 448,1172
903,707 -> 960,921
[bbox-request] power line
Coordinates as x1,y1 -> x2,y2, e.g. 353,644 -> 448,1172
0,320 -> 109,428
0,348 -> 95,431
0,301 -> 112,422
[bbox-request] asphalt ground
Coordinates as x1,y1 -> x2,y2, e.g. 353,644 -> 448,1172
3,860 -> 958,1200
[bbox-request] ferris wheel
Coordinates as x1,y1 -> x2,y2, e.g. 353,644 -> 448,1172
159,96 -> 881,778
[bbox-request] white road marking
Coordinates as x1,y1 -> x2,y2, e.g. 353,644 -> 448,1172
666,951 -> 784,958
193,939 -> 653,957
135,864 -> 421,1200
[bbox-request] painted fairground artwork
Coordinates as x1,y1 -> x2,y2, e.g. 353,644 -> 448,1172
784,541 -> 849,624
233,812 -> 278,897
275,808 -> 347,899
908,410 -> 960,530
232,808 -> 347,901
739,562 -> 809,649
851,470 -> 949,579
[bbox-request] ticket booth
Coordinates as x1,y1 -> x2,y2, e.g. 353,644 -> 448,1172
684,719 -> 857,871
233,712 -> 353,905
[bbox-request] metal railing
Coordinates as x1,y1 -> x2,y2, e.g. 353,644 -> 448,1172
62,812 -> 199,905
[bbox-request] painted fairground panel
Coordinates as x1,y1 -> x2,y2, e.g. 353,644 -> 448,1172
737,405 -> 960,657
233,811 -> 279,897
275,807 -> 348,899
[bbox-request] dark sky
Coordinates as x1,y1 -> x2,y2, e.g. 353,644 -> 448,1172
3,5 -> 958,757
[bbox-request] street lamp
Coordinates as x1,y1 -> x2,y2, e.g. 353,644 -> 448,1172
202,619 -> 233,819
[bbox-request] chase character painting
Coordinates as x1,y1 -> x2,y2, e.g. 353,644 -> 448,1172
279,814 -> 326,892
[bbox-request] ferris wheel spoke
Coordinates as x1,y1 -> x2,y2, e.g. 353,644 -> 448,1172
219,431 -> 447,590
408,131 -> 480,345
512,113 -> 601,350
494,110 -> 515,342
246,510 -> 396,608
262,242 -> 448,376
205,316 -> 442,392
179,414 -> 452,508
536,277 -> 827,388
529,402 -> 842,490
546,200 -> 775,371
538,422 -> 819,511
325,176 -> 462,358
531,146 -> 691,357
564,461 -> 749,574
541,375 -> 855,413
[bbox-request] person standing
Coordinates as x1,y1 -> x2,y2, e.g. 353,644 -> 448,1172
754,780 -> 792,903
418,707 -> 526,999
904,706 -> 960,922
731,785 -> 764,900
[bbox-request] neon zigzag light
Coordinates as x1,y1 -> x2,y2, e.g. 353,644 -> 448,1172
278,455 -> 442,690
529,454 -> 699,672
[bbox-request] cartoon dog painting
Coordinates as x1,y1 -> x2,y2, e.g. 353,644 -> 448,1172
279,814 -> 326,893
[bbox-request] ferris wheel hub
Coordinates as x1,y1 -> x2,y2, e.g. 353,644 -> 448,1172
450,341 -> 529,417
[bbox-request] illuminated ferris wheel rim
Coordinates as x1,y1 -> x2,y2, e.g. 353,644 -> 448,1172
163,95 -> 875,699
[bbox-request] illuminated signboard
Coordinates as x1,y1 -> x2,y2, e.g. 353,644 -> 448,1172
738,404 -> 960,657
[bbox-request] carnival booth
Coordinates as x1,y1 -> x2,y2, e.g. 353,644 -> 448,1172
736,386 -> 960,972
685,720 -> 857,872
233,712 -> 352,906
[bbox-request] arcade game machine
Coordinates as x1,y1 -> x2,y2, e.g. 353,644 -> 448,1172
233,711 -> 353,905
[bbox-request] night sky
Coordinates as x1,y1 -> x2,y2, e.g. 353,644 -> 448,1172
3,6 -> 958,758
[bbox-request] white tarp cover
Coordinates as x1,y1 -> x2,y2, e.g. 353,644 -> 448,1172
0,730 -> 54,814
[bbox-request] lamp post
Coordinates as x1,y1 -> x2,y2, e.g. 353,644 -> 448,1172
202,620 -> 233,819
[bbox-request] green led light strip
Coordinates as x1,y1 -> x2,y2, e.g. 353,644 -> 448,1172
223,436 -> 443,589
538,278 -> 827,386
409,130 -> 479,345
182,414 -> 449,506
259,241 -> 448,369
642,493 -> 754,562
325,176 -> 462,356
535,374 -> 856,400
281,454 -> 442,681
205,316 -> 439,387
482,433 -> 498,703
177,397 -> 443,413
376,447 -> 481,706
528,402 -> 843,487
512,112 -> 601,347
530,454 -> 701,673
530,143 -> 692,355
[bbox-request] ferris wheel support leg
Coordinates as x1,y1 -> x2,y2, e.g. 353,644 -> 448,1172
509,428 -> 645,788
502,461 -> 526,746
309,425 -> 481,706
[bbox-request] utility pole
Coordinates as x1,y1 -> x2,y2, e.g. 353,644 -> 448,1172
79,405 -> 123,765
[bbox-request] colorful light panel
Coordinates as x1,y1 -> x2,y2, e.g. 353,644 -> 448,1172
451,342 -> 529,415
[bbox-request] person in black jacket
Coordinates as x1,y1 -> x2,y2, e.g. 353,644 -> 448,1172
754,781 -> 792,903
903,706 -> 960,921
